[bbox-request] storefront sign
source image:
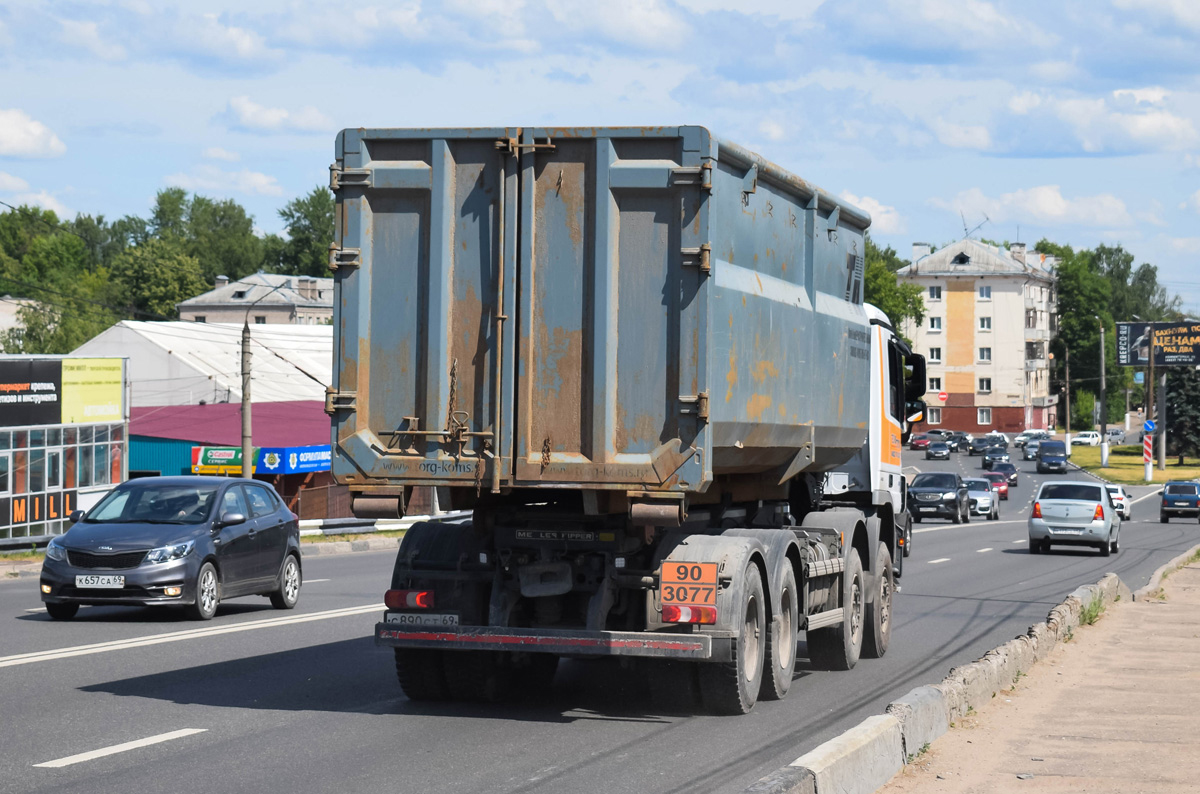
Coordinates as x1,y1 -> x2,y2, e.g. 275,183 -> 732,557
192,446 -> 254,475
61,358 -> 124,423
192,445 -> 332,475
0,359 -> 62,427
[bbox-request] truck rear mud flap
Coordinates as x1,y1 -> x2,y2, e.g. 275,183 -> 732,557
375,623 -> 722,660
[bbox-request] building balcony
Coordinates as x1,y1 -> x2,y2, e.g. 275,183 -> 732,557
1024,326 -> 1049,341
1025,359 -> 1048,371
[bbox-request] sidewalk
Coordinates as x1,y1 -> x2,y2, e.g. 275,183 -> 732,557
879,559 -> 1200,793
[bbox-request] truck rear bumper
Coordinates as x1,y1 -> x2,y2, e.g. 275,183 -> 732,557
375,623 -> 726,660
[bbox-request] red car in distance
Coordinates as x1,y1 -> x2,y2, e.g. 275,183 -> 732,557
909,433 -> 933,451
982,471 -> 1010,500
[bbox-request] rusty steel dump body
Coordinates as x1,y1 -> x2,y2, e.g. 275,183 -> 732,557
328,126 -> 872,501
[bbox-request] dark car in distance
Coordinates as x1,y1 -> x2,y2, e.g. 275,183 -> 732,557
907,472 -> 970,524
982,446 -> 1011,470
1037,440 -> 1069,474
943,431 -> 969,452
968,437 -> 993,456
990,461 -> 1019,487
1160,481 -> 1200,522
40,476 -> 302,621
925,441 -> 951,460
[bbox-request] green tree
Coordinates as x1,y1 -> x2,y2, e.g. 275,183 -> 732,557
1165,366 -> 1200,459
0,270 -> 117,354
150,187 -> 189,239
863,235 -> 925,333
1070,390 -> 1096,432
185,195 -> 264,282
276,186 -> 334,277
110,238 -> 206,319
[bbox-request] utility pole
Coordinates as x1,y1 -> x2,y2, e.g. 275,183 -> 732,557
241,322 -> 253,479
1148,328 -> 1157,473
1098,317 -> 1108,467
1159,371 -> 1167,471
1064,346 -> 1071,449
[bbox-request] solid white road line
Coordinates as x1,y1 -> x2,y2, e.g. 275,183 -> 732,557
34,728 -> 207,768
928,558 -> 950,564
0,603 -> 382,669
977,547 -> 993,553
913,518 -> 1026,534
305,579 -> 331,583
1130,489 -> 1164,505
1013,539 -> 1026,544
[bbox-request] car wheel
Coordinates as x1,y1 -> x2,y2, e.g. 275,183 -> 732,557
187,562 -> 220,621
269,554 -> 301,610
962,504 -> 970,523
952,505 -> 962,524
1161,514 -> 1168,524
1111,531 -> 1120,554
1028,538 -> 1040,554
1099,534 -> 1112,557
45,602 -> 79,620
912,515 -> 922,524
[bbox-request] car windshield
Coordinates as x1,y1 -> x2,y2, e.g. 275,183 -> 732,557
993,463 -> 1015,472
965,480 -> 991,492
1040,442 -> 1066,455
929,442 -> 948,449
85,483 -> 220,524
1165,484 -> 1198,495
1040,484 -> 1102,501
912,473 -> 957,489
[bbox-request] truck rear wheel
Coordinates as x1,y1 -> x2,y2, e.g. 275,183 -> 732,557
699,561 -> 766,715
862,544 -> 892,659
760,564 -> 798,701
394,649 -> 449,701
807,553 -> 864,671
444,651 -> 513,702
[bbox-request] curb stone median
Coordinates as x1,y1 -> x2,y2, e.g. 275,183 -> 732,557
1132,541 -> 1200,601
742,572 -> 1129,794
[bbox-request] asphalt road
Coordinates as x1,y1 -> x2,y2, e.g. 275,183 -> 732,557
1,452 -> 1195,794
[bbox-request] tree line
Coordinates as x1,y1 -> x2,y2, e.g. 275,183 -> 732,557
0,186 -> 334,354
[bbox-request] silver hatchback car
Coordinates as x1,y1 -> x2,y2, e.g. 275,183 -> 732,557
1029,481 -> 1121,556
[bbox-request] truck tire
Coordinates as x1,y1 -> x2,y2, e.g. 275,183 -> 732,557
807,553 -> 864,671
394,649 -> 449,701
760,564 -> 798,701
699,561 -> 766,715
902,516 -> 912,558
444,651 -> 513,702
862,544 -> 892,659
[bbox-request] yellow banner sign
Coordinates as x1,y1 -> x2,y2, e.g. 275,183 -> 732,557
61,358 -> 123,424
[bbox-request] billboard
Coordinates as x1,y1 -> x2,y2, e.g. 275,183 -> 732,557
0,357 -> 124,427
1116,321 -> 1200,367
192,445 -> 331,475
0,359 -> 62,426
61,358 -> 123,423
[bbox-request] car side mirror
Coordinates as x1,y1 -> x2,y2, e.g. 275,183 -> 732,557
215,511 -> 246,529
68,510 -> 85,524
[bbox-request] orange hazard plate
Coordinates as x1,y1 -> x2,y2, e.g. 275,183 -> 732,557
660,562 -> 718,606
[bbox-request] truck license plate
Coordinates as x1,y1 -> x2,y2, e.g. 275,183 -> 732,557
75,575 -> 124,589
660,562 -> 718,607
384,612 -> 459,628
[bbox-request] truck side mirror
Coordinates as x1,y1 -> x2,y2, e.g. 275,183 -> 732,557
904,354 -> 927,402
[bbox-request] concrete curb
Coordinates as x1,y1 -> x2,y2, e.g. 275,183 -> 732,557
300,536 -> 403,556
1132,542 -> 1200,601
742,571 -> 1129,794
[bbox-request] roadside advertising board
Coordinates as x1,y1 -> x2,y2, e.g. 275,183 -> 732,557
0,357 -> 124,427
1116,321 -> 1200,367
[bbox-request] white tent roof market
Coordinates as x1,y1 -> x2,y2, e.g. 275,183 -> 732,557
73,321 -> 331,407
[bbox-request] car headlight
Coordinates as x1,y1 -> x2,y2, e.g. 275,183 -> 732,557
45,538 -> 67,562
145,540 -> 195,564
942,491 -> 957,499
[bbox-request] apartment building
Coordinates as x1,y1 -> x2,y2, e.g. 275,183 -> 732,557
177,273 -> 333,325
897,239 -> 1058,434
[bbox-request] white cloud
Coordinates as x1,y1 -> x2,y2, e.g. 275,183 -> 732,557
166,165 -> 284,196
1169,236 -> 1200,253
841,191 -> 906,234
1008,92 -> 1043,115
1028,60 -> 1083,82
932,119 -> 991,150
1182,189 -> 1200,213
759,120 -> 785,141
0,172 -> 29,192
202,147 -> 239,162
188,13 -> 276,60
1114,0 -> 1200,31
12,190 -> 71,217
227,96 -> 332,133
1056,97 -> 1198,152
1113,87 -> 1168,105
0,109 -> 67,158
59,19 -> 127,61
935,185 -> 1134,228
676,0 -> 826,21
545,0 -> 691,48
915,0 -> 1054,47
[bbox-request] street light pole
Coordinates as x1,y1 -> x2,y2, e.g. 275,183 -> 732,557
1064,346 -> 1071,450
240,278 -> 289,480
1096,316 -> 1108,467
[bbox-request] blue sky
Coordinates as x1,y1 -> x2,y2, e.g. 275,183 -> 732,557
1,0 -> 1198,310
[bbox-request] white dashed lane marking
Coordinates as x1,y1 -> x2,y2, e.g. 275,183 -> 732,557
977,547 -> 993,552
34,728 -> 208,768
928,558 -> 951,564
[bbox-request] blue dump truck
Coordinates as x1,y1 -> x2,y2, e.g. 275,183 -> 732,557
327,126 -> 926,714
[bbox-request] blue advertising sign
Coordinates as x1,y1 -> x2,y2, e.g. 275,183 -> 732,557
256,445 -> 332,475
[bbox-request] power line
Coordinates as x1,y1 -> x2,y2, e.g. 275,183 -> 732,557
0,275 -> 173,321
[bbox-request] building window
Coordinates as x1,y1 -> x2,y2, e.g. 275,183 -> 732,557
929,317 -> 942,331
1025,309 -> 1037,328
927,407 -> 942,425
928,285 -> 942,300
254,316 -> 266,324
979,377 -> 992,393
929,347 -> 942,363
194,316 -> 206,323
979,316 -> 991,331
929,377 -> 941,391
978,407 -> 992,425
233,290 -> 247,299
979,285 -> 992,300
979,347 -> 992,362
